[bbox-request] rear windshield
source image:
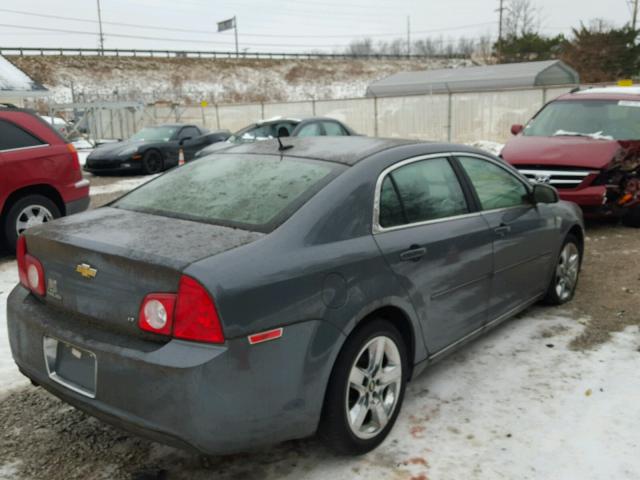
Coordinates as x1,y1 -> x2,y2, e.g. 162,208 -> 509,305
524,100 -> 640,140
113,154 -> 342,232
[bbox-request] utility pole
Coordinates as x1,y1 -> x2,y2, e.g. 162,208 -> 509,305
96,0 -> 105,53
632,0 -> 639,30
497,0 -> 505,58
406,16 -> 411,56
234,16 -> 239,58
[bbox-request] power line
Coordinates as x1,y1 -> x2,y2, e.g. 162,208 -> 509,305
0,8 -> 495,39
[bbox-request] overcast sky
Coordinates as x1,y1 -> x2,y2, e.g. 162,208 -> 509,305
0,0 -> 633,53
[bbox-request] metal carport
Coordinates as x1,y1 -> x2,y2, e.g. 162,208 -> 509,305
366,60 -> 579,97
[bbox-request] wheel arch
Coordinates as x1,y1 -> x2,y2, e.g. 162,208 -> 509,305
0,184 -> 65,220
343,303 -> 419,380
567,224 -> 585,258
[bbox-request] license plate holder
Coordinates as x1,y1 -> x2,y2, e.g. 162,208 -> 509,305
43,336 -> 97,398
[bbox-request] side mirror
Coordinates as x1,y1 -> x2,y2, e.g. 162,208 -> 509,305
511,124 -> 524,135
532,183 -> 559,204
179,136 -> 193,146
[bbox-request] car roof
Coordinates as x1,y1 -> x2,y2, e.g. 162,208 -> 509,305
210,136 -> 485,166
558,86 -> 640,101
255,116 -> 345,125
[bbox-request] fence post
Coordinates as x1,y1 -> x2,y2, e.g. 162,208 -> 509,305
447,91 -> 453,142
373,96 -> 379,137
260,102 -> 265,119
312,99 -> 316,116
215,104 -> 221,130
542,87 -> 547,105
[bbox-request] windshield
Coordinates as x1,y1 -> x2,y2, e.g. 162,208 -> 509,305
113,154 -> 342,232
523,100 -> 640,140
130,126 -> 178,142
228,121 -> 298,143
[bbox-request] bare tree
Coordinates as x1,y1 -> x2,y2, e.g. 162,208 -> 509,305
347,38 -> 375,55
504,0 -> 540,37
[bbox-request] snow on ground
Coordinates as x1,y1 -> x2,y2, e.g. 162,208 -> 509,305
468,140 -> 504,156
0,260 -> 27,397
88,174 -> 159,196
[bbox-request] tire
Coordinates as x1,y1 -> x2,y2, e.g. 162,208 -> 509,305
622,206 -> 640,228
3,194 -> 61,252
142,150 -> 163,174
318,319 -> 408,455
542,234 -> 581,305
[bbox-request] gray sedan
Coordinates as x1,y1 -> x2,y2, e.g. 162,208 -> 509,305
8,137 -> 584,456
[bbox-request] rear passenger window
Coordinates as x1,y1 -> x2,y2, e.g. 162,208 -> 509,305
296,123 -> 323,137
0,119 -> 44,151
322,121 -> 348,136
378,157 -> 468,228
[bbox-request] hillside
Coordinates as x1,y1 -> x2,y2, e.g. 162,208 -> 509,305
8,55 -> 472,105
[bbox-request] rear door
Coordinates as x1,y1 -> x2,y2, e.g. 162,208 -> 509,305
455,154 -> 557,320
372,154 -> 494,354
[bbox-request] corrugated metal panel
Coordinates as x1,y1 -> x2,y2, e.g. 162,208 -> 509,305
451,89 -> 543,143
315,98 -> 375,136
377,94 -> 449,141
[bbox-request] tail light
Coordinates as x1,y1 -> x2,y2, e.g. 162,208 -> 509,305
138,294 -> 176,336
66,143 -> 80,171
16,236 -> 45,296
138,275 -> 224,344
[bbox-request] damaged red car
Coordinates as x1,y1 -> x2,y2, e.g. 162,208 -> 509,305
502,86 -> 640,227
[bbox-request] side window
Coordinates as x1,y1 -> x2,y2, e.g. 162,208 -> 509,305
379,177 -> 406,228
0,119 -> 44,151
180,127 -> 200,140
323,121 -> 348,136
378,157 -> 468,228
296,122 -> 323,137
458,156 -> 529,210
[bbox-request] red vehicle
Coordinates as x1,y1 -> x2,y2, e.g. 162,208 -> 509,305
0,105 -> 90,251
502,86 -> 640,227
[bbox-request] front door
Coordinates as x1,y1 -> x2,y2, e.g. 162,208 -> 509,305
456,155 -> 557,320
372,155 -> 494,354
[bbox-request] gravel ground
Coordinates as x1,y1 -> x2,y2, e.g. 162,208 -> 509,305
0,173 -> 638,479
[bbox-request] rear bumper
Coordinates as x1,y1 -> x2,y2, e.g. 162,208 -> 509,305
7,286 -> 341,454
64,196 -> 90,216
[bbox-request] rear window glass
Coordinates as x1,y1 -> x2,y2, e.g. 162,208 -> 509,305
0,119 -> 45,150
114,154 -> 342,232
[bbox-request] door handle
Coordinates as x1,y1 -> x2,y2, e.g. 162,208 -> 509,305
494,224 -> 511,236
400,245 -> 427,262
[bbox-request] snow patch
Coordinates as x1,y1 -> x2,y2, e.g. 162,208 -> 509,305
0,260 -> 28,397
89,175 -> 159,196
467,140 -> 504,156
0,55 -> 36,92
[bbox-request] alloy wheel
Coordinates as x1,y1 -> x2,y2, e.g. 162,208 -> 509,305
16,205 -> 54,235
345,336 -> 403,440
555,242 -> 580,301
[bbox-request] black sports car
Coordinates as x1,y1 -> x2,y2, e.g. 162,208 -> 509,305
85,124 -> 230,175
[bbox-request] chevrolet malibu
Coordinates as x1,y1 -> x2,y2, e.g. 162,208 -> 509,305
8,137 -> 584,455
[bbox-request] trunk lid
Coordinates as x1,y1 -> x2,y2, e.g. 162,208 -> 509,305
26,207 -> 263,339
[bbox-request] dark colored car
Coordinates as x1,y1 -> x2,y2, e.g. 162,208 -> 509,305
502,86 -> 640,227
193,116 -> 356,158
85,124 -> 230,175
8,137 -> 584,456
0,104 -> 89,252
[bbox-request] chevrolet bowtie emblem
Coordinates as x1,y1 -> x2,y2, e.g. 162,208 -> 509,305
75,263 -> 97,279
